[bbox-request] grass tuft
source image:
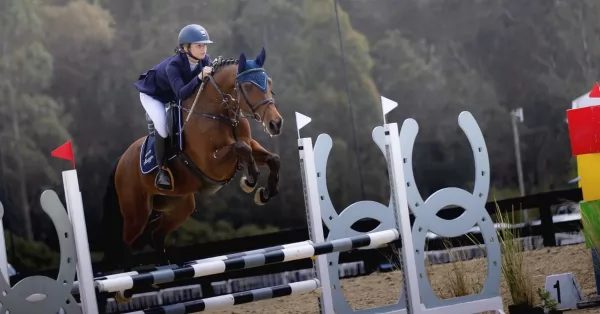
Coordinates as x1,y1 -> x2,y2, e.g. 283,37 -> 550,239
495,202 -> 535,306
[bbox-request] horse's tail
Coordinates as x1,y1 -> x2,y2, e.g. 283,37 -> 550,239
100,155 -> 124,269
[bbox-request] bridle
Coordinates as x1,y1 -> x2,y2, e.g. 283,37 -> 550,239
180,66 -> 275,133
173,62 -> 276,184
235,68 -> 276,122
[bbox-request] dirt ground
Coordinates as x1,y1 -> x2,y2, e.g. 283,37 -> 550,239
205,243 -> 600,314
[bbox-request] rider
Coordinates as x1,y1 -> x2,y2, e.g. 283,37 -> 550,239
134,24 -> 214,191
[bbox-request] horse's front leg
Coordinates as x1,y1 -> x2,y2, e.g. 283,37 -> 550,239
249,139 -> 280,205
234,141 -> 260,193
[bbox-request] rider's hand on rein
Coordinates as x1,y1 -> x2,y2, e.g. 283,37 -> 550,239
199,66 -> 213,79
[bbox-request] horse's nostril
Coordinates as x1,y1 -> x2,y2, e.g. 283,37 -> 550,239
269,120 -> 282,133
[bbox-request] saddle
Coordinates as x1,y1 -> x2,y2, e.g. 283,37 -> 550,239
140,103 -> 184,175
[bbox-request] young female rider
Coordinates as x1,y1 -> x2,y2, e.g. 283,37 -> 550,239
134,24 -> 213,191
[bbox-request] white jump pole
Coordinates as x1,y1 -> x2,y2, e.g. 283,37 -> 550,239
52,141 -> 99,314
63,170 -> 98,314
295,112 -> 334,314
380,97 -> 421,314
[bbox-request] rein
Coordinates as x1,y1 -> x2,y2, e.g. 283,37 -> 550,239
172,64 -> 276,186
180,67 -> 275,132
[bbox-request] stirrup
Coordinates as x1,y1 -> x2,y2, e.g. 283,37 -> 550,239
155,167 -> 175,191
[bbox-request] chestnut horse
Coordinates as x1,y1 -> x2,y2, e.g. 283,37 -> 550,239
100,48 -> 283,274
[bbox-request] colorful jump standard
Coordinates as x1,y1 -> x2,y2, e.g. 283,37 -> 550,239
567,82 -> 600,297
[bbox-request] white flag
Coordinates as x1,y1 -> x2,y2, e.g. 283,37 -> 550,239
381,96 -> 398,119
295,112 -> 312,130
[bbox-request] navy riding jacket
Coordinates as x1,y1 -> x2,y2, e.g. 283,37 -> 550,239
134,52 -> 211,104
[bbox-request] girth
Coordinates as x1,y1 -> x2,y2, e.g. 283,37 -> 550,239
175,152 -> 238,196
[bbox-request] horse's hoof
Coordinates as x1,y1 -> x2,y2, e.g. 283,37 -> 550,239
240,176 -> 256,193
115,291 -> 132,303
254,187 -> 268,205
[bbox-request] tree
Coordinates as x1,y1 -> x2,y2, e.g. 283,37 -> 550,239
0,0 -> 72,240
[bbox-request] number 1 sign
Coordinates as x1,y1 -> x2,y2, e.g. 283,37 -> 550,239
544,272 -> 584,310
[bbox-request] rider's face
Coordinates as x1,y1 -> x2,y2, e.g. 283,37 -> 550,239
188,43 -> 207,59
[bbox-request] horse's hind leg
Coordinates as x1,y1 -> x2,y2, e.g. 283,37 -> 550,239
119,192 -> 151,267
234,141 -> 260,193
151,195 -> 196,266
110,190 -> 150,303
249,139 -> 280,205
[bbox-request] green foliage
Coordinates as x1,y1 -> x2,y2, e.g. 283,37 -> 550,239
5,231 -> 60,271
0,0 -> 74,241
537,287 -> 558,311
164,218 -> 279,247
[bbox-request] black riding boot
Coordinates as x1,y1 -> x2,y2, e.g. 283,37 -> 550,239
154,135 -> 174,191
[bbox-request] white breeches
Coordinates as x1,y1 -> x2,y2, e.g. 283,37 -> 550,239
139,92 -> 168,138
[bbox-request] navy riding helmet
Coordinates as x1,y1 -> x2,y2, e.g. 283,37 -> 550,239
178,24 -> 213,61
178,24 -> 213,45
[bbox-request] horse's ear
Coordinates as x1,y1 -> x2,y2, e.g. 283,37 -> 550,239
238,52 -> 247,74
255,47 -> 266,66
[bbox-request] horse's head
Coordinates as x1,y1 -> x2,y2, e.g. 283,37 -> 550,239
236,47 -> 283,136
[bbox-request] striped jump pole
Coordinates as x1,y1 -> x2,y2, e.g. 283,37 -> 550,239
123,279 -> 321,314
183,240 -> 313,265
71,241 -> 312,294
72,271 -> 139,295
96,229 -> 399,294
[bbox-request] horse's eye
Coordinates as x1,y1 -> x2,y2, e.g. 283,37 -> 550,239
271,90 -> 276,96
244,84 -> 253,92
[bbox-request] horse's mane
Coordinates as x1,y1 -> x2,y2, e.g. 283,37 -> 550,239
210,56 -> 239,74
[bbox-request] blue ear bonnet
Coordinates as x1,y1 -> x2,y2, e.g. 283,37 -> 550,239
236,48 -> 269,93
236,61 -> 269,93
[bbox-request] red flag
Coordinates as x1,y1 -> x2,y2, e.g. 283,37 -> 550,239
51,140 -> 75,169
589,82 -> 600,98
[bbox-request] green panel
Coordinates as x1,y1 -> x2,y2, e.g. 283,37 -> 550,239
581,200 -> 600,249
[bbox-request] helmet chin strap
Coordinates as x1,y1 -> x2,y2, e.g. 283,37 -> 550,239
183,44 -> 204,61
